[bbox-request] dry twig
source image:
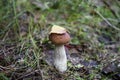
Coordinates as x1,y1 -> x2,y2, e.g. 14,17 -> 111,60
95,10 -> 120,31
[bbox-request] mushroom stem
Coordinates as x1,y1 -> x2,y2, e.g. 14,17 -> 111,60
54,45 -> 67,72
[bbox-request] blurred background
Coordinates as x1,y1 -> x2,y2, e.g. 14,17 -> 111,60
0,0 -> 120,80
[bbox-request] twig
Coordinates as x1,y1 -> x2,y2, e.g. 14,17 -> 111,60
115,0 -> 120,8
16,69 -> 43,80
0,65 -> 28,72
0,65 -> 14,71
102,0 -> 119,18
95,10 -> 120,31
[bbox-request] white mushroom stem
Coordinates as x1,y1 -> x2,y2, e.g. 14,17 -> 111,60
54,45 -> 67,72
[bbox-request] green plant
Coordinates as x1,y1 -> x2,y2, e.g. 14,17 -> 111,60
0,73 -> 9,80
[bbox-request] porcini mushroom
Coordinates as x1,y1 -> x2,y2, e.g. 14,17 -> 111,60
49,25 -> 70,72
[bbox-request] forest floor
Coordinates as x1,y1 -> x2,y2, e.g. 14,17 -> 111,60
0,0 -> 120,80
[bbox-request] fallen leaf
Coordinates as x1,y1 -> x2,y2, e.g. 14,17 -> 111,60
49,25 -> 67,34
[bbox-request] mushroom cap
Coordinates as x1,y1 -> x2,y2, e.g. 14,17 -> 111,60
49,33 -> 70,45
49,25 -> 70,45
49,25 -> 66,34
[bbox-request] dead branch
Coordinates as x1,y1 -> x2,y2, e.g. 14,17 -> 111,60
95,10 -> 120,31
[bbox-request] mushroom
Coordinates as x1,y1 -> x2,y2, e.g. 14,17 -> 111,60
49,25 -> 70,72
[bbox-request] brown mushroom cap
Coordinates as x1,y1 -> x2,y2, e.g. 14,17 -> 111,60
49,25 -> 70,45
49,32 -> 70,45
